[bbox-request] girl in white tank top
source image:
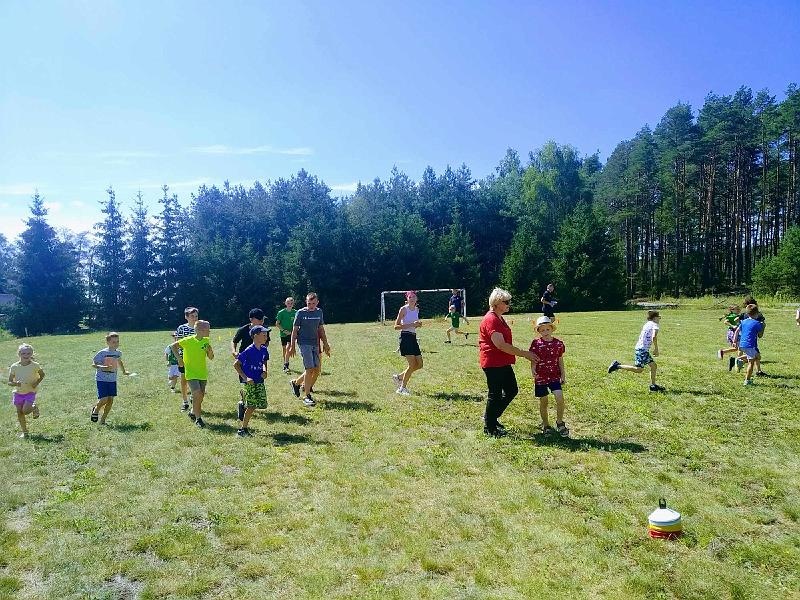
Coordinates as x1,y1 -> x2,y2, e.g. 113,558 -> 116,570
392,291 -> 424,395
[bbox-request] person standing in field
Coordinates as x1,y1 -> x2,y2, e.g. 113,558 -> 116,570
91,332 -> 131,425
289,292 -> 330,407
275,297 -> 297,373
479,287 -> 536,437
449,289 -> 463,316
392,291 -> 424,396
607,310 -> 665,392
540,283 -> 558,320
175,306 -> 199,412
530,316 -> 569,437
172,320 -> 214,428
7,343 -> 45,439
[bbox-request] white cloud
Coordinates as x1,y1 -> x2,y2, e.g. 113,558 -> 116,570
44,201 -> 62,213
330,182 -> 359,193
189,144 -> 313,156
69,200 -> 85,208
0,183 -> 39,195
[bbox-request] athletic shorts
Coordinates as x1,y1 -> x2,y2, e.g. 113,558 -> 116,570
188,379 -> 207,393
12,391 -> 36,407
634,348 -> 654,368
740,347 -> 760,360
168,365 -> 180,378
534,381 -> 562,397
726,329 -> 736,345
97,380 -> 117,399
299,344 -> 321,369
178,366 -> 185,374
399,332 -> 421,356
280,334 -> 291,347
243,382 -> 268,409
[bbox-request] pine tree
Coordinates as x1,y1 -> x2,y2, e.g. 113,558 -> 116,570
125,191 -> 158,328
92,187 -> 127,328
9,193 -> 85,335
154,185 -> 191,324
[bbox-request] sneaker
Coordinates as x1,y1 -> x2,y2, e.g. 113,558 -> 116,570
90,409 -> 99,423
541,424 -> 556,435
556,421 -> 570,437
283,365 -> 290,374
237,400 -> 245,421
19,432 -> 29,439
302,396 -> 316,407
396,386 -> 411,396
744,379 -> 754,386
495,421 -> 507,434
181,401 -> 190,412
195,417 -> 206,428
484,426 -> 506,438
444,340 -> 451,344
236,428 -> 248,438
728,356 -> 736,371
391,373 -> 402,388
31,405 -> 39,419
170,387 -> 177,393
755,370 -> 767,377
188,412 -> 197,422
736,359 -> 744,372
290,380 -> 301,398
607,360 -> 621,374
649,384 -> 666,392
717,349 -> 723,360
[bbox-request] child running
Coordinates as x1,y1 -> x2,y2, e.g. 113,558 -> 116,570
392,291 -> 423,396
608,310 -> 665,392
734,304 -> 765,385
165,333 -> 179,391
734,297 -> 767,376
172,320 -> 214,428
530,316 -> 568,437
175,306 -> 199,411
717,305 -> 740,370
444,304 -> 469,343
233,325 -> 270,437
275,297 -> 297,373
7,343 -> 45,439
91,332 -> 131,425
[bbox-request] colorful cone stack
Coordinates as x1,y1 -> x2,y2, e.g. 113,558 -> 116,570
648,498 -> 682,540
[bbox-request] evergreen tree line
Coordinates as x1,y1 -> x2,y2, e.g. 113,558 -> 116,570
2,84 -> 798,336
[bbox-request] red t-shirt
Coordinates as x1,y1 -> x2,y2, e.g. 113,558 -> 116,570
529,337 -> 565,384
479,311 -> 516,368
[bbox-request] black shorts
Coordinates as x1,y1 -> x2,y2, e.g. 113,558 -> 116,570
534,380 -> 562,397
178,366 -> 185,374
280,335 -> 291,347
399,332 -> 421,356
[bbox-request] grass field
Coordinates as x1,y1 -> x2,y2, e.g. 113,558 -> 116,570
1,308 -> 799,599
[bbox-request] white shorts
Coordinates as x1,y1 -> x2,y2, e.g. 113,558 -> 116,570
741,347 -> 759,360
168,365 -> 180,378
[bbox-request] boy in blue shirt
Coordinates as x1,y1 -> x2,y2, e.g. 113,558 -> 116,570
233,325 -> 270,437
734,304 -> 765,385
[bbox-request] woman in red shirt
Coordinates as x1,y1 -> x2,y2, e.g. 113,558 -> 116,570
479,288 -> 536,437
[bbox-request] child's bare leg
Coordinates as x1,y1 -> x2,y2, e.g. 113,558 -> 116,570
16,407 -> 28,434
618,365 -> 644,374
745,359 -> 755,381
192,389 -> 204,417
100,398 -> 113,423
241,407 -> 255,429
649,362 -> 657,385
21,402 -> 35,416
401,356 -> 422,386
446,327 -> 452,342
93,396 -> 110,414
180,373 -> 188,402
553,390 -> 565,423
169,376 -> 178,389
538,396 -> 549,426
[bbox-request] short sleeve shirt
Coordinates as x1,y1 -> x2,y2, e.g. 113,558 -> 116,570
294,308 -> 324,345
177,336 -> 211,380
541,290 -> 555,313
724,312 -> 739,330
738,318 -> 764,349
9,361 -> 43,393
276,308 -> 297,336
165,345 -> 178,365
237,344 -> 269,383
449,294 -> 462,312
529,337 -> 565,384
479,311 -> 515,368
635,321 -> 659,350
94,349 -> 122,382
232,324 -> 253,354
448,311 -> 460,328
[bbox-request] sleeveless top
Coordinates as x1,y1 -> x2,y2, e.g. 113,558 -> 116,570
401,306 -> 419,334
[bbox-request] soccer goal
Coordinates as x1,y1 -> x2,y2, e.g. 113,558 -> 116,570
380,288 -> 467,324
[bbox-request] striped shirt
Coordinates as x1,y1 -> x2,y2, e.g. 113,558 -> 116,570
175,323 -> 195,340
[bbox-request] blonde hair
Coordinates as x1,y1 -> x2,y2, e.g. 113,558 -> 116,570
106,332 -> 119,341
17,343 -> 34,356
488,287 -> 512,309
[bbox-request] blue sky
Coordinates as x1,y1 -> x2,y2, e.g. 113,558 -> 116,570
2,0 -> 799,240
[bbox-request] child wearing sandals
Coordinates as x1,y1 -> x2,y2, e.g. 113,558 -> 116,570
8,343 -> 45,438
530,316 -> 569,437
91,332 -> 131,425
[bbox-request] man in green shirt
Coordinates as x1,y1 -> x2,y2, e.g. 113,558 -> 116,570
275,297 -> 297,373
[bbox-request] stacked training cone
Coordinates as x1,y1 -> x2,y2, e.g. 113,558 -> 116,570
648,498 -> 682,540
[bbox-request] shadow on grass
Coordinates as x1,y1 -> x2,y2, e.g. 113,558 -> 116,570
323,400 -> 378,412
269,432 -> 329,446
318,389 -> 358,398
528,433 -> 647,453
759,373 -> 799,380
425,391 -> 484,403
203,421 -> 240,436
665,388 -> 715,396
262,412 -> 311,425
29,433 -> 65,444
103,422 -> 152,432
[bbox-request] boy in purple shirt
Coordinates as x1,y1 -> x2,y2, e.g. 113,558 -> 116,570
233,325 -> 270,437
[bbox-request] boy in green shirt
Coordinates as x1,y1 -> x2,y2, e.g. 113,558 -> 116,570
275,296 -> 297,373
172,320 -> 214,428
445,304 -> 469,344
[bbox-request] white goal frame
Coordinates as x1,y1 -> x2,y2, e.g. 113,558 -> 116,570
380,288 -> 467,324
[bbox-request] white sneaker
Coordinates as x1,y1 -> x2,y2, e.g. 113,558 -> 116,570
391,374 -> 402,388
717,349 -> 723,360
396,386 -> 411,396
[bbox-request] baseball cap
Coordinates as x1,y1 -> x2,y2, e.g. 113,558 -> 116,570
249,325 -> 271,337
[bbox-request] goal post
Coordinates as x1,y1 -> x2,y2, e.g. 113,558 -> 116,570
380,288 -> 467,324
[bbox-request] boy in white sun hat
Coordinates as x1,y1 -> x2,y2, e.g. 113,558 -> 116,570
529,315 -> 568,437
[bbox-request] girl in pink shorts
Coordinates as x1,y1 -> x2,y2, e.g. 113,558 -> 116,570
7,343 -> 45,439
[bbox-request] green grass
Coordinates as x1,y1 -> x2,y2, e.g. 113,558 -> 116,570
1,308 -> 799,599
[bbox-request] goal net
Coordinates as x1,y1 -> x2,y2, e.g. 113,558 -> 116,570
380,288 -> 467,324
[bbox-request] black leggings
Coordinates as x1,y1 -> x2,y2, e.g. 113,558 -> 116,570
483,365 -> 518,429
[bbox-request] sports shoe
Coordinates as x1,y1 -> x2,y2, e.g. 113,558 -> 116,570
188,412 -> 197,422
19,432 -> 29,439
755,370 -> 767,377
195,417 -> 206,428
391,373 -> 402,388
170,387 -> 177,393
90,409 -> 99,422
607,360 -> 621,374
31,405 -> 40,419
649,384 -> 666,392
484,426 -> 506,438
744,379 -> 754,386
236,428 -> 252,437
736,359 -> 744,372
717,349 -> 723,360
396,386 -> 411,396
290,380 -> 301,398
302,396 -> 316,407
541,424 -> 556,435
444,340 -> 452,344
728,356 -> 736,371
556,421 -> 570,437
237,400 -> 245,421
283,365 -> 289,374
181,401 -> 190,412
